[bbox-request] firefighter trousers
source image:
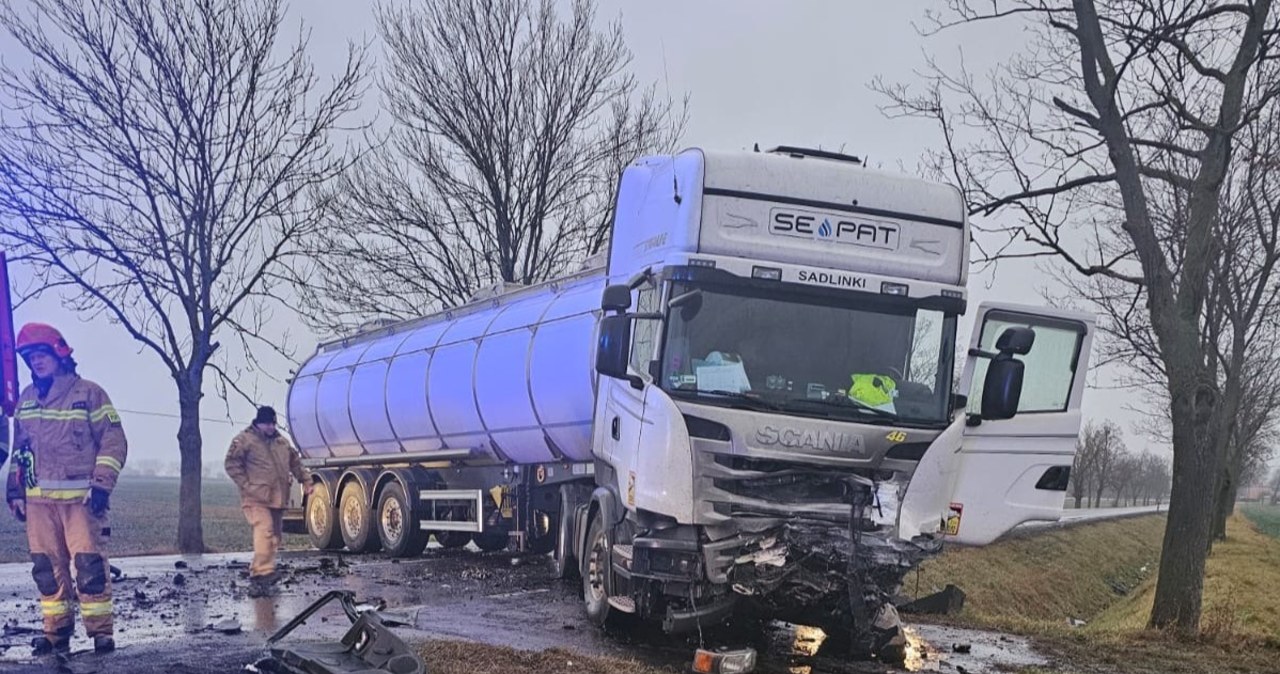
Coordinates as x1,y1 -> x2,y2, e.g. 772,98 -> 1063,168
26,501 -> 113,640
243,505 -> 284,579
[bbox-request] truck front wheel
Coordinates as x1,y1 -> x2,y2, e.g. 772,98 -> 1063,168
339,480 -> 382,553
582,514 -> 612,626
377,482 -> 429,558
306,481 -> 343,550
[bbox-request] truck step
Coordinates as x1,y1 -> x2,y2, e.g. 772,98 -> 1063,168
611,544 -> 634,562
607,596 -> 637,613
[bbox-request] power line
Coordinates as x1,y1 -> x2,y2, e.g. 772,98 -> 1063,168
114,407 -> 242,426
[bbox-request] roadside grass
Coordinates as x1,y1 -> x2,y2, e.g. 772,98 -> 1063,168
420,640 -> 678,674
911,515 -> 1165,631
0,476 -> 307,563
917,513 -> 1280,674
1242,502 -> 1280,538
1090,514 -> 1280,642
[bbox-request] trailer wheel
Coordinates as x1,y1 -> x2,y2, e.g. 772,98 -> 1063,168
473,527 -> 510,553
436,532 -> 471,549
306,481 -> 342,550
582,514 -> 612,626
377,482 -> 429,558
432,505 -> 474,549
339,480 -> 381,553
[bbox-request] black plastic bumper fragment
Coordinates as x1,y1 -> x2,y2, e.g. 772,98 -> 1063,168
252,590 -> 425,674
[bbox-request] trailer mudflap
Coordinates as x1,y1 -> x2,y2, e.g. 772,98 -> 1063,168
251,591 -> 425,674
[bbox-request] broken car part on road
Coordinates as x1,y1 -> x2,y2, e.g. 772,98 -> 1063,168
248,590 -> 425,674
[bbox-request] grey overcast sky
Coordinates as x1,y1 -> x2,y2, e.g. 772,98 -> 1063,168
4,1 -> 1160,470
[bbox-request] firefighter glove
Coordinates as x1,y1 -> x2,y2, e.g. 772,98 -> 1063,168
86,487 -> 111,517
8,499 -> 25,522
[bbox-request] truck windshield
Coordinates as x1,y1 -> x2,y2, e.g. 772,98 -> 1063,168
659,280 -> 957,426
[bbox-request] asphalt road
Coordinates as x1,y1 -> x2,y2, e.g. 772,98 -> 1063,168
0,505 -> 1165,674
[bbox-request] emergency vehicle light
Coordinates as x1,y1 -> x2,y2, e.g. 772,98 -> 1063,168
689,258 -> 716,268
881,282 -> 909,296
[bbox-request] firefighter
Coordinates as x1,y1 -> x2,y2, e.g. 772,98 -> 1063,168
5,323 -> 126,656
225,406 -> 312,596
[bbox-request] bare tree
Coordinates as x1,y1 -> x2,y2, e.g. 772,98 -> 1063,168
1110,451 -> 1142,507
0,0 -> 366,552
1270,467 -> 1280,503
1092,422 -> 1123,508
1072,421 -> 1124,508
1137,452 -> 1172,506
1070,432 -> 1097,508
295,0 -> 685,334
876,1 -> 1280,630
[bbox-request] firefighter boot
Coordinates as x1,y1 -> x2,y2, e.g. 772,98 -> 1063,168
31,625 -> 73,657
94,635 -> 116,654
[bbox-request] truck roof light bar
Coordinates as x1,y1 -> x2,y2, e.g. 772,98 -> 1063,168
767,145 -> 863,164
689,258 -> 716,268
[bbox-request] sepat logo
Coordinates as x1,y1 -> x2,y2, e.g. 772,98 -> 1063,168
770,207 -> 900,250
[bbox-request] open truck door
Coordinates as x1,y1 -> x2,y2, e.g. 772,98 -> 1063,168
898,302 -> 1094,546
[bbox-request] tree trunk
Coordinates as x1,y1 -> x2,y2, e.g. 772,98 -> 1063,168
1213,470 -> 1233,542
1148,377 -> 1220,631
1073,495 -> 1083,508
176,380 -> 206,553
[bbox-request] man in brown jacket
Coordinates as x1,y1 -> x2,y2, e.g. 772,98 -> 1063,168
225,406 -> 311,595
6,323 -> 126,656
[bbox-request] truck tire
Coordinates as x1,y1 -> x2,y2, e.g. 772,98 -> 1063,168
339,480 -> 381,553
377,482 -> 429,558
436,531 -> 471,549
553,486 -> 583,579
582,514 -> 612,626
306,481 -> 343,550
474,527 -> 510,553
432,505 -> 473,549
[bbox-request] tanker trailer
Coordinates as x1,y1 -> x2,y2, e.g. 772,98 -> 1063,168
287,145 -> 1095,660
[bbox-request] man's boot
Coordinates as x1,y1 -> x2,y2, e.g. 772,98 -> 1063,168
246,576 -> 276,598
93,635 -> 116,654
31,635 -> 71,657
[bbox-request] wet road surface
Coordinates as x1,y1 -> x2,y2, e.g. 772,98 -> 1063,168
0,548 -> 1049,674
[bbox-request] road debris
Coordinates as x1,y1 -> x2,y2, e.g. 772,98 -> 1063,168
173,573 -> 187,587
175,561 -> 189,570
210,618 -> 242,635
3,619 -> 39,636
951,643 -> 972,654
899,584 -> 966,616
249,590 -> 425,674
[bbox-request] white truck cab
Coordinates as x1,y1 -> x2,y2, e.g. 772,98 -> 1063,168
285,146 -> 1094,663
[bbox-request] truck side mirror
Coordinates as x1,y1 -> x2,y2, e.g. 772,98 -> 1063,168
601,285 -> 632,313
596,315 -> 643,389
980,355 -> 1024,421
995,326 -> 1035,355
970,327 -> 1035,422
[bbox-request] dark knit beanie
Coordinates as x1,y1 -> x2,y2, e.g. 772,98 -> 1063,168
253,406 -> 277,425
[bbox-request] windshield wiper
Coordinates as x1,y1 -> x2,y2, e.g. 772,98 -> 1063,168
784,396 -> 898,420
670,388 -> 781,411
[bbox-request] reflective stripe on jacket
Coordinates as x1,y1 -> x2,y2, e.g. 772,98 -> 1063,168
6,375 -> 128,503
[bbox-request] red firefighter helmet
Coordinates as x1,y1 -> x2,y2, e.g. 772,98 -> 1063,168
16,322 -> 73,360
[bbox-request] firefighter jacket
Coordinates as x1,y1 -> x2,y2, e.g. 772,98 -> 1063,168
6,375 -> 127,504
224,426 -> 310,509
